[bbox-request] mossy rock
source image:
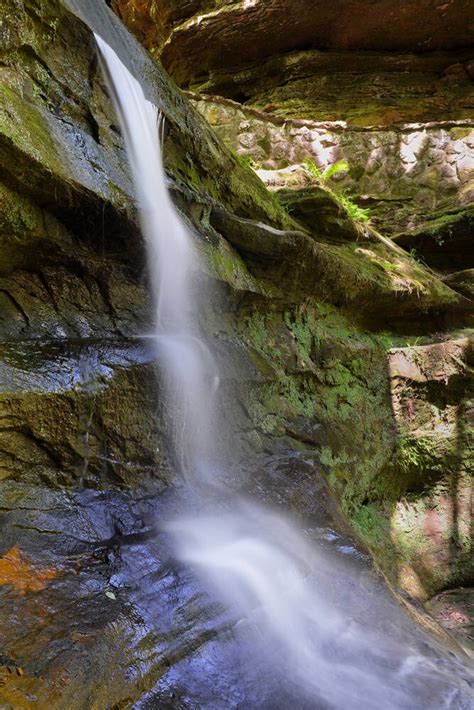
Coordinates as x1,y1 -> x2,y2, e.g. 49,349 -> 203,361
394,207 -> 474,271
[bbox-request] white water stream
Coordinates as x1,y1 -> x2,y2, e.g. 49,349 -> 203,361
95,36 -> 472,709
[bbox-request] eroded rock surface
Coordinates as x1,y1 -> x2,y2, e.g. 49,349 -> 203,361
112,1 -> 474,126
191,96 -> 474,265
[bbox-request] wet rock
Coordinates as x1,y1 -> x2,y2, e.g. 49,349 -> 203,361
0,460 -> 472,707
0,339 -> 166,488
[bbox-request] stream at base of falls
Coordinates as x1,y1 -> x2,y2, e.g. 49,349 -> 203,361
0,452 -> 473,708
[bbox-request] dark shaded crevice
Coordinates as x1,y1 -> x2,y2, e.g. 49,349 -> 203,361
0,289 -> 30,326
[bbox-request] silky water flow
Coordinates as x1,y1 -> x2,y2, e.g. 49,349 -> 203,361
95,35 -> 473,709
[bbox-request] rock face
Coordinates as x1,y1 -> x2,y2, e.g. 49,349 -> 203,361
0,0 -> 473,704
192,95 -> 474,241
383,339 -> 472,597
112,0 -> 474,123
108,0 -> 472,607
113,0 -> 474,276
111,2 -> 474,85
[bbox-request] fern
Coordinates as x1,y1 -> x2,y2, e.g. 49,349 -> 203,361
304,158 -> 370,223
303,157 -> 323,179
322,160 -> 350,181
338,193 -> 370,222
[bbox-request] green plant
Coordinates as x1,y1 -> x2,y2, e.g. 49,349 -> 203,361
322,160 -> 350,181
304,158 -> 370,222
337,193 -> 370,222
397,435 -> 436,476
304,157 -> 350,183
303,157 -> 323,180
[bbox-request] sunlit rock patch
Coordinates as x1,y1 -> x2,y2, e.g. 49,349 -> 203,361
386,338 -> 473,598
191,95 -> 474,240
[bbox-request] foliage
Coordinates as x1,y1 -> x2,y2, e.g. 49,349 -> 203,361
337,193 -> 370,222
304,158 -> 370,222
304,157 -> 323,180
304,158 -> 349,183
322,160 -> 350,181
396,435 -> 438,477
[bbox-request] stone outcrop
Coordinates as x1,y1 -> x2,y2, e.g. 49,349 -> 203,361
112,0 -> 474,287
192,94 -> 474,243
383,338 -> 472,598
111,1 -> 474,124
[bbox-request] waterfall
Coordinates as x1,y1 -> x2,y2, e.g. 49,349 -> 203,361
96,35 -> 219,486
95,37 -> 473,709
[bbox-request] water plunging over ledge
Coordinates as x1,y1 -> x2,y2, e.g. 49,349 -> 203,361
94,33 -> 473,710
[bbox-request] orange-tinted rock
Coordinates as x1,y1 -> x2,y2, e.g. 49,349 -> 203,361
0,546 -> 59,594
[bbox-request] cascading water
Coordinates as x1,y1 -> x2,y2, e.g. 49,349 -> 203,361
95,36 -> 473,709
96,36 -> 219,487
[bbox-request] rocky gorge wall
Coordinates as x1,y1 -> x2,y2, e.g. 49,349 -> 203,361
107,0 -> 474,603
0,1 -> 472,684
192,95 -> 474,240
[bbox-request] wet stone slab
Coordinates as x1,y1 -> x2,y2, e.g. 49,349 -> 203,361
0,454 -> 473,708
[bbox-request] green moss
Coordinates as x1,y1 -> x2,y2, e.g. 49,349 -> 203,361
396,435 -> 439,477
207,239 -> 261,293
0,82 -> 64,175
450,127 -> 471,140
284,311 -> 313,360
352,503 -> 392,552
232,150 -> 256,170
